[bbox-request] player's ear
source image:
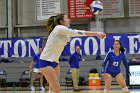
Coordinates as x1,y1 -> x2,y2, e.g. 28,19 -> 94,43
60,20 -> 64,25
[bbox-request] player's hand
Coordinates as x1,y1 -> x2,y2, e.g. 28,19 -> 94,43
101,73 -> 107,78
29,69 -> 32,76
29,68 -> 32,74
128,73 -> 131,76
96,32 -> 106,39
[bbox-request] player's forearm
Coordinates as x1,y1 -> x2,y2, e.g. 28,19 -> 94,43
124,61 -> 130,74
29,61 -> 34,68
85,31 -> 106,39
85,31 -> 98,36
101,62 -> 106,73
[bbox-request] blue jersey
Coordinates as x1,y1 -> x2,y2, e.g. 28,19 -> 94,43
68,52 -> 82,69
101,50 -> 130,77
33,53 -> 40,69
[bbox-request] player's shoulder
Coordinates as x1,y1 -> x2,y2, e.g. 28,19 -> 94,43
54,25 -> 70,33
71,52 -> 76,56
55,25 -> 67,29
33,54 -> 37,57
120,52 -> 125,56
71,52 -> 76,55
36,53 -> 40,56
107,50 -> 113,54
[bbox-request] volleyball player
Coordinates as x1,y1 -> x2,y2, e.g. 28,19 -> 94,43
39,13 -> 106,93
101,40 -> 131,93
29,48 -> 45,91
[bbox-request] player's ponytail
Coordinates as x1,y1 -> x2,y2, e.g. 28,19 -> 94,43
46,16 -> 57,34
115,40 -> 125,53
46,13 -> 65,34
120,46 -> 125,53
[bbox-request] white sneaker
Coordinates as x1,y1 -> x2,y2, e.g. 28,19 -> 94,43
40,86 -> 45,91
30,86 -> 35,91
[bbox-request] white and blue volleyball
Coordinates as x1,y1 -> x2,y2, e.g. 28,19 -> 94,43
90,1 -> 103,15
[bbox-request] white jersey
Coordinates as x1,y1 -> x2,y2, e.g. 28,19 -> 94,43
40,25 -> 86,63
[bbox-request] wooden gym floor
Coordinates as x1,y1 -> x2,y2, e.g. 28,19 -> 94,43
0,85 -> 139,93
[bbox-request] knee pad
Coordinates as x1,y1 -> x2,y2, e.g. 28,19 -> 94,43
104,89 -> 109,93
122,87 -> 129,92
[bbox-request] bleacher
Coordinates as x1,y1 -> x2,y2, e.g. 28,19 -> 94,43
0,63 -> 30,83
59,60 -> 128,86
0,54 -> 139,86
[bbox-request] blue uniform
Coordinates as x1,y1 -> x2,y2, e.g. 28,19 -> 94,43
39,59 -> 58,68
101,50 -> 130,78
68,52 -> 82,69
33,53 -> 40,69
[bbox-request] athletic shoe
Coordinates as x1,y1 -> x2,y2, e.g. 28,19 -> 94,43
73,89 -> 81,92
40,86 -> 45,91
30,85 -> 35,91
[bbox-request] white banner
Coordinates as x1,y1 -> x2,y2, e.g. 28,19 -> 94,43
99,0 -> 124,18
129,0 -> 140,17
35,0 -> 61,21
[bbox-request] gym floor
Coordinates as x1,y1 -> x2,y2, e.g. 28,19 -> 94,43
0,85 -> 139,93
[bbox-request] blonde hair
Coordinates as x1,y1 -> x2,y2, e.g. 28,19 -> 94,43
46,13 -> 65,34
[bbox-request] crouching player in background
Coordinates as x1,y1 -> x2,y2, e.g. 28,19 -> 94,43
101,40 -> 131,93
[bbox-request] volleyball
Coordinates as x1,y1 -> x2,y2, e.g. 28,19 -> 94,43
90,1 -> 103,15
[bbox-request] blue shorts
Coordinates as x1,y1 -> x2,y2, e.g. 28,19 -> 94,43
39,59 -> 59,68
106,70 -> 120,78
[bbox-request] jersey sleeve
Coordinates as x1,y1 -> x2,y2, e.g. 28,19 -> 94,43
33,55 -> 37,62
57,25 -> 86,37
122,54 -> 130,74
68,54 -> 75,65
101,52 -> 110,73
80,55 -> 82,61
